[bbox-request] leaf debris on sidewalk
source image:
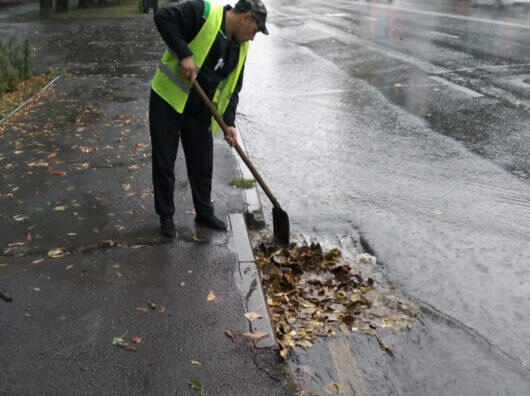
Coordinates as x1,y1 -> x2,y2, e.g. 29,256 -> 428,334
225,330 -> 236,343
244,312 -> 262,321
112,332 -> 136,352
187,379 -> 203,392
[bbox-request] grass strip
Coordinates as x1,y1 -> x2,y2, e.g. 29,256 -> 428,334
0,72 -> 60,120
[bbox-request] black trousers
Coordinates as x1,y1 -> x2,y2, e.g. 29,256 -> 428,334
149,90 -> 214,220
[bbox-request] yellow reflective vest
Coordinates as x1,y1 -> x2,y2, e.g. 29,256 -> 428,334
151,1 -> 249,134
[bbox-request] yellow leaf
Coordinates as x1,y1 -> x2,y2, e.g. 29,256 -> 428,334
191,360 -> 201,366
47,248 -> 67,258
244,312 -> 262,321
243,331 -> 267,339
207,291 -> 216,302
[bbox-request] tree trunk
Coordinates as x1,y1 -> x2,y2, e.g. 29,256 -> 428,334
39,0 -> 53,17
56,0 -> 69,13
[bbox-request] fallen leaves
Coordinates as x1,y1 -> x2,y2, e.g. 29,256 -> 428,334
207,291 -> 216,302
50,170 -> 67,176
27,161 -> 48,167
191,360 -> 201,366
225,330 -> 236,343
243,331 -> 267,339
13,215 -> 29,222
187,379 -> 203,392
131,337 -> 142,344
255,240 -> 417,358
244,312 -> 262,321
112,337 -> 136,351
79,145 -> 96,153
229,178 -> 254,189
47,248 -> 67,258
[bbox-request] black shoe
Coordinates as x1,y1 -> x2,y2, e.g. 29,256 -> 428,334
160,217 -> 176,238
195,214 -> 227,231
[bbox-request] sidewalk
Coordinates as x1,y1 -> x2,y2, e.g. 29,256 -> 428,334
0,15 -> 288,395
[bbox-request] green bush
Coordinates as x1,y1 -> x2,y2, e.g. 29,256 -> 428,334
0,36 -> 31,95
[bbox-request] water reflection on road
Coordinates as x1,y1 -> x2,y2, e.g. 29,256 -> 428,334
239,0 -> 530,393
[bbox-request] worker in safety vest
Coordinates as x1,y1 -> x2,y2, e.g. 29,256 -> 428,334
150,0 -> 268,237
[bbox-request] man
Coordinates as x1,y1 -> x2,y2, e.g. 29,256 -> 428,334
150,0 -> 268,237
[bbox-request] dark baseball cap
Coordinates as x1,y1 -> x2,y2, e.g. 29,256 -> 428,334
234,0 -> 269,35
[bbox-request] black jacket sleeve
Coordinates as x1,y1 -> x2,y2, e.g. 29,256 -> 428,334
222,65 -> 244,127
152,0 -> 205,60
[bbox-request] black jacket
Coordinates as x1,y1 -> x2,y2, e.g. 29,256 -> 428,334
153,0 -> 245,126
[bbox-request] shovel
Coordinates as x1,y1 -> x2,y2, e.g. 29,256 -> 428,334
191,80 -> 290,246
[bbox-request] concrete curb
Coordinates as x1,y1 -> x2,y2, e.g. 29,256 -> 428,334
228,131 -> 276,349
229,213 -> 277,349
233,121 -> 266,229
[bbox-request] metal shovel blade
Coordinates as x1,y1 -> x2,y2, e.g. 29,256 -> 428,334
273,206 -> 290,246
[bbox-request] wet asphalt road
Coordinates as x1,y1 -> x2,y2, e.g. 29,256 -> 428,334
238,0 -> 530,394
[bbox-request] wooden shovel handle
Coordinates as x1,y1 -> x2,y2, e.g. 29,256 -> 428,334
191,80 -> 282,209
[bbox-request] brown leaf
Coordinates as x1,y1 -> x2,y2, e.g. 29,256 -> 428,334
244,312 -> 262,321
51,170 -> 67,176
131,337 -> 141,344
225,330 -> 236,343
207,291 -> 216,301
243,331 -> 267,339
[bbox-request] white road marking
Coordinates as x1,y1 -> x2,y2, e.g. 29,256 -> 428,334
324,13 -> 349,17
339,0 -> 530,30
328,337 -> 369,396
429,76 -> 484,97
429,30 -> 460,39
437,63 -> 530,74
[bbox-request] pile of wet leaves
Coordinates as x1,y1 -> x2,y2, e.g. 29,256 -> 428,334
255,241 -> 417,358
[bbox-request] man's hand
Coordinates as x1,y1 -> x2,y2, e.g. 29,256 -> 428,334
224,126 -> 238,147
180,56 -> 196,83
